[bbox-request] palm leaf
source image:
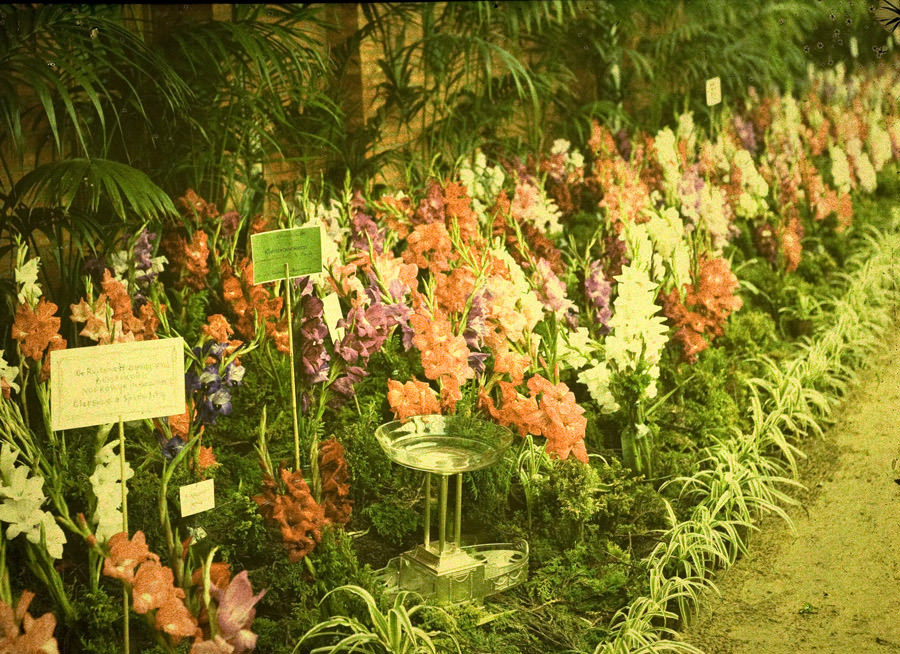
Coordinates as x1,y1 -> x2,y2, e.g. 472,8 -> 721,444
9,158 -> 176,221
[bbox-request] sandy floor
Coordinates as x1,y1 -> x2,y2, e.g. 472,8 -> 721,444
681,332 -> 900,654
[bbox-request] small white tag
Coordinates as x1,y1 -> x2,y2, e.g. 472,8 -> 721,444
850,36 -> 858,59
706,77 -> 722,106
180,478 -> 215,517
322,293 -> 345,343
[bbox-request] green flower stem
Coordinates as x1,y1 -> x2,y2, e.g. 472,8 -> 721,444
159,435 -> 199,584
25,539 -> 75,622
0,532 -> 11,606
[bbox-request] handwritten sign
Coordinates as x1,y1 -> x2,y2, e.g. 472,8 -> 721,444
50,338 -> 184,431
251,226 -> 323,284
322,293 -> 345,343
179,479 -> 215,517
706,76 -> 722,106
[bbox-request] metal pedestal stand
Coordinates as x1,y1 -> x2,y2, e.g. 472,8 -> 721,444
374,415 -> 528,604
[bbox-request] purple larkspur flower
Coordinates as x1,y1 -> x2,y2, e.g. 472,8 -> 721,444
468,351 -> 490,379
415,179 -> 445,224
81,257 -> 108,286
585,260 -> 613,333
186,341 -> 244,425
464,289 -> 488,348
677,165 -> 704,232
350,191 -> 384,254
135,230 -> 156,270
602,234 -> 629,279
156,433 -> 185,461
615,128 -> 632,161
295,289 -> 331,385
733,115 -> 757,153
535,258 -> 578,321
331,365 -> 368,401
220,211 -> 241,238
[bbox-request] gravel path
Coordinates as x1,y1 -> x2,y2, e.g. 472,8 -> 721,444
681,331 -> 900,653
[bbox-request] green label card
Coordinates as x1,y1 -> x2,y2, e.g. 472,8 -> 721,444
251,226 -> 323,284
50,337 -> 185,431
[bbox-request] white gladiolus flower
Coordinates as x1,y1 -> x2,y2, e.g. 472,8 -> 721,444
654,127 -> 681,197
867,122 -> 893,171
0,351 -> 19,396
677,112 -> 696,153
578,360 -> 619,413
556,326 -> 600,372
854,151 -> 877,194
699,184 -> 731,253
15,255 -> 42,308
90,441 -> 134,543
830,145 -> 853,192
0,445 -> 66,559
459,150 -> 506,220
605,264 -> 669,389
644,207 -> 692,290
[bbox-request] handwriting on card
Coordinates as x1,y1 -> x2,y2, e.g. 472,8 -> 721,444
706,77 -> 722,106
50,338 -> 184,431
180,479 -> 215,517
251,226 -> 323,284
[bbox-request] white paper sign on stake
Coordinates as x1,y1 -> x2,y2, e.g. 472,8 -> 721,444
180,478 -> 215,518
706,76 -> 722,106
50,338 -> 185,431
322,293 -> 346,343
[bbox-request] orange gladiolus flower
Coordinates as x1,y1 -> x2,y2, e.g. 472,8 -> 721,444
434,267 -> 476,315
387,379 -> 441,420
191,562 -> 232,591
11,299 -> 62,361
403,222 -> 454,273
202,314 -> 233,343
132,559 -> 177,614
102,531 -> 159,585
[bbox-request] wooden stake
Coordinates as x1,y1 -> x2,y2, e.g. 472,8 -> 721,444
119,417 -> 129,654
285,263 -> 300,471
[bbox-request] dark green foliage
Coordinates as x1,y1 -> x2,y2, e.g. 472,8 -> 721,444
69,588 -> 120,653
252,529 -> 377,652
720,308 -> 779,358
200,490 -> 272,564
125,463 -> 172,555
659,346 -> 746,452
529,458 -> 607,548
361,495 -> 422,549
528,541 -> 633,616
526,456 -> 667,563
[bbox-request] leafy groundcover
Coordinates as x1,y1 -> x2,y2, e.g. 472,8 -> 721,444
1,59 -> 900,653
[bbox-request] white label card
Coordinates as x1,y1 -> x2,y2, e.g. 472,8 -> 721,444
180,478 -> 215,517
706,76 -> 722,106
322,292 -> 346,343
50,338 -> 185,431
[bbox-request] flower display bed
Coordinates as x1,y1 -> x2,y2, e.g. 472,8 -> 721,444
1,57 -> 900,654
